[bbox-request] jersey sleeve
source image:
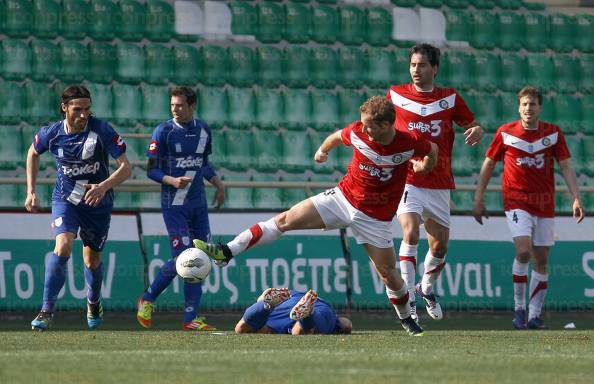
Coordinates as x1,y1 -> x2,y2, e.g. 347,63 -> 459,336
340,122 -> 355,146
33,126 -> 51,155
453,91 -> 475,128
553,127 -> 571,162
147,125 -> 167,160
485,128 -> 505,161
102,123 -> 126,159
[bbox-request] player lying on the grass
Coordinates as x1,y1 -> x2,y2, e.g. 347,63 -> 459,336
235,288 -> 352,335
195,96 -> 438,336
473,86 -> 585,330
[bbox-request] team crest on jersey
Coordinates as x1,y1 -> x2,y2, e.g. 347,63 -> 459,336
392,154 -> 403,163
57,148 -> 64,158
148,140 -> 157,154
420,107 -> 427,116
172,236 -> 182,249
112,134 -> 126,150
541,137 -> 551,147
439,100 -> 449,110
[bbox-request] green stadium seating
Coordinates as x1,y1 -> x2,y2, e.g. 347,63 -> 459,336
452,136 -> 478,176
228,46 -> 256,87
549,13 -> 575,53
116,43 -> 144,84
451,191 -> 474,212
281,130 -> 312,172
499,52 -> 525,92
394,49 -> 411,85
284,2 -> 310,43
282,172 -> 310,208
581,95 -> 594,134
60,40 -> 89,82
580,136 -> 594,177
118,0 -> 146,41
2,39 -> 31,81
476,132 -> 493,163
552,94 -> 581,134
555,191 -> 574,214
257,1 -> 284,43
5,0 -> 32,37
31,40 -> 60,82
338,47 -> 366,89
496,0 -> 522,10
525,53 -> 554,91
257,46 -> 283,87
85,82 -> 113,120
174,45 -> 201,85
484,191 -> 503,212
33,0 -> 61,39
24,81 -> 56,125
113,190 -> 137,210
317,0 -> 337,3
366,7 -> 392,47
497,11 -> 524,51
440,50 -> 472,90
283,88 -> 312,130
419,0 -> 443,8
523,12 -> 548,51
0,184 -> 22,208
392,0 -> 416,7
223,171 -> 253,209
311,4 -> 338,43
309,171 -> 340,195
469,12 -> 497,50
229,1 -> 258,36
575,14 -> 594,53
252,172 -> 283,209
145,0 -> 174,42
252,129 -> 282,172
283,46 -> 310,88
90,0 -> 119,41
198,86 -> 227,129
227,87 -> 256,129
445,0 -> 470,9
135,191 -> 162,209
310,131 -> 338,174
339,5 -> 366,46
471,92 -> 499,133
552,55 -> 578,94
311,90 -> 340,131
144,44 -> 173,85
474,0 -> 496,9
445,9 -> 470,43
365,48 -> 395,88
0,126 -> 23,169
336,143 -> 352,173
208,129 -> 226,168
310,47 -> 338,88
200,45 -> 228,87
112,83 -> 142,126
89,42 -> 117,84
564,134 -> 583,175
471,51 -> 500,92
339,89 -> 366,125
578,55 -> 594,94
254,88 -> 284,130
62,0 -> 91,39
539,94 -> 555,123
141,84 -> 170,126
498,92 -> 519,124
225,129 -> 252,171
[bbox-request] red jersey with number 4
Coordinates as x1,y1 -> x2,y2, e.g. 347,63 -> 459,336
337,121 -> 432,221
486,120 -> 570,217
387,84 -> 475,189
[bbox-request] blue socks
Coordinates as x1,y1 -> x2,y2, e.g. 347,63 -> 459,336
41,253 -> 69,312
143,259 -> 177,302
242,301 -> 271,331
84,262 -> 103,303
183,281 -> 203,323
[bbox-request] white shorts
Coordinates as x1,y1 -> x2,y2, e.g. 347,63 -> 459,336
396,184 -> 451,228
310,187 -> 394,249
505,209 -> 555,246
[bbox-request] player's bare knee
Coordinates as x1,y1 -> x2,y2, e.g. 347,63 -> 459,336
274,212 -> 291,232
235,320 -> 252,334
431,245 -> 448,259
402,226 -> 420,244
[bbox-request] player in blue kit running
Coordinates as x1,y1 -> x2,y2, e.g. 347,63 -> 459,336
26,85 -> 132,331
136,87 -> 225,331
235,288 -> 352,335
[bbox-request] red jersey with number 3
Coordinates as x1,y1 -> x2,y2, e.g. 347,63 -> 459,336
486,120 -> 570,217
337,121 -> 432,221
387,84 -> 475,189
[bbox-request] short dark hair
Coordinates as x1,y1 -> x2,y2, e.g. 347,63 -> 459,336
359,96 -> 395,124
517,86 -> 543,106
60,85 -> 91,116
170,86 -> 197,106
409,43 -> 440,67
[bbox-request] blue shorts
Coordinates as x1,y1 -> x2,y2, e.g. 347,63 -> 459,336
162,205 -> 210,257
265,291 -> 341,334
51,201 -> 112,251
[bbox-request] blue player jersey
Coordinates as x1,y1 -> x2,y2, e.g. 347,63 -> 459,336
33,117 -> 126,208
147,118 -> 213,208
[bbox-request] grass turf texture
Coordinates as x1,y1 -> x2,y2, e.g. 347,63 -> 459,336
1,312 -> 593,384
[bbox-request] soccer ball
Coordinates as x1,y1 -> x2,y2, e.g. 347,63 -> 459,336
175,248 -> 212,283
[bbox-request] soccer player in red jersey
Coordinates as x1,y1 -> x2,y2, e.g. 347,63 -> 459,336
387,44 -> 484,322
195,96 -> 438,335
473,86 -> 585,329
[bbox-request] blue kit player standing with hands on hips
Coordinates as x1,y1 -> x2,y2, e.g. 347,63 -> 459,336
27,85 -> 132,331
136,87 -> 225,331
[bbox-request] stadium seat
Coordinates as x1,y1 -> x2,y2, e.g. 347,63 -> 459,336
471,51 -> 500,92
471,92 -> 499,133
336,143 -> 353,173
33,0 -> 62,39
523,12 -> 548,51
575,14 -> 594,53
419,7 -> 447,45
419,0 -> 442,7
62,0 -> 91,39
228,1 -> 257,36
440,50 -> 472,90
24,81 -> 56,125
548,13 -> 575,53
499,52 -> 526,92
200,45 -> 228,87
173,0 -> 202,41
228,45 -> 256,87
88,42 -> 117,84
497,11 -> 523,51
525,53 -> 554,91
452,136 -> 478,176
391,6 -> 418,46
283,89 -> 312,130
338,47 -> 366,89
254,88 -> 284,130
257,46 -> 283,88
555,191 -> 574,214
469,11 -> 497,50
144,44 -> 173,85
281,130 -> 312,172
444,9 -> 470,43
445,0 -> 469,9
484,191 -> 503,212
498,92 -> 519,124
135,191 -> 162,209
113,191 -> 137,210
112,83 -> 142,126
474,0 -> 496,9
310,130 -> 338,174
227,87 -> 256,129
580,136 -> 594,177
366,7 -> 393,47
116,43 -> 144,84
476,132 -> 493,165
283,46 -> 310,88
564,134 -> 583,175
252,172 -> 284,209
282,172 -> 310,208
496,0 -> 522,10
284,2 -> 310,43
202,1 -> 232,36
252,129 -> 282,172
4,0 -> 32,37
552,55 -> 578,94
0,126 -> 23,169
450,190 -> 474,212
309,47 -> 338,88
365,48 -> 395,88
223,171 -> 253,209
578,55 -> 594,94
311,4 -> 338,43
174,45 -> 201,85
198,86 -> 228,129
145,0 -> 175,42
581,96 -> 594,134
311,90 -> 340,131
539,94 -> 555,123
339,5 -> 366,46
118,0 -> 146,41
339,89 -> 366,125
257,1 -> 284,43
60,40 -> 89,83
30,40 -> 60,82
309,171 -> 341,196
225,129 -> 253,171
552,95 -> 581,134
85,82 -> 113,120
393,49 -> 411,85
0,184 -> 22,208
90,0 -> 119,41
208,129 -> 226,168
141,84 -> 170,126
1,39 -> 31,81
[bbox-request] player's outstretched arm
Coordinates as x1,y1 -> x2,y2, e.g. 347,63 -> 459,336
411,142 -> 438,174
558,158 -> 585,223
314,130 -> 343,163
25,144 -> 41,212
472,157 -> 496,225
84,154 -> 132,206
463,121 -> 484,146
